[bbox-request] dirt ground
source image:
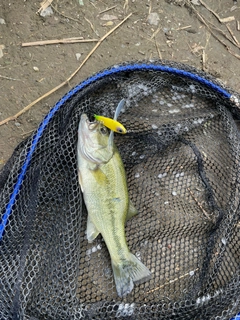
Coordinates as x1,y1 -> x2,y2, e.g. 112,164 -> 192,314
0,0 -> 240,168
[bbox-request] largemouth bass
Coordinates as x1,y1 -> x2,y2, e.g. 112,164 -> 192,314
77,105 -> 151,297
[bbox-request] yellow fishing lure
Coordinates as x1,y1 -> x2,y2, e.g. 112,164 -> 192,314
94,115 -> 127,134
94,99 -> 127,134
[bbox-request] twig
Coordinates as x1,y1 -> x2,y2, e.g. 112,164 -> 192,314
202,50 -> 206,70
227,47 -> 240,59
186,1 -> 240,60
207,20 -> 240,49
154,37 -> 162,59
175,25 -> 192,31
99,5 -> 117,14
202,31 -> 211,70
140,34 -> 162,48
0,75 -> 22,81
187,188 -> 212,221
89,1 -> 97,9
22,38 -> 99,47
0,13 -> 132,127
84,16 -> 99,37
237,21 -> 240,31
148,0 -> 152,15
151,27 -> 161,39
146,268 -> 199,294
21,129 -> 35,136
123,0 -> 129,13
189,3 -> 239,50
51,5 -> 83,24
145,0 -> 152,22
226,23 -> 240,47
199,0 -> 235,24
37,0 -> 54,14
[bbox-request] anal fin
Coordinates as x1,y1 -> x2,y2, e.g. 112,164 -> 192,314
78,170 -> 84,193
126,200 -> 138,221
86,215 -> 100,243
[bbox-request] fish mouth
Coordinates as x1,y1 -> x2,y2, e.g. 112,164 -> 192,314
78,113 -> 111,165
79,114 -> 99,136
80,114 -> 97,130
79,113 -> 104,142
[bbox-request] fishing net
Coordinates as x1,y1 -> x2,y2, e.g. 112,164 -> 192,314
1,60 -> 240,320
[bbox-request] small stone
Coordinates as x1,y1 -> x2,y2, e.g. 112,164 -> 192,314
0,18 -> 6,25
33,66 -> 39,72
191,0 -> 200,5
75,53 -> 81,61
147,12 -> 160,26
40,6 -> 54,17
0,44 -> 5,58
103,21 -> 114,26
100,14 -> 118,21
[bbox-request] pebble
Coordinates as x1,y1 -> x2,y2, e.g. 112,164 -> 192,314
0,18 -> 6,25
75,53 -> 81,61
100,14 -> 118,21
33,66 -> 39,72
147,12 -> 160,26
0,44 -> 5,58
102,21 -> 114,26
191,0 -> 200,5
40,6 -> 54,17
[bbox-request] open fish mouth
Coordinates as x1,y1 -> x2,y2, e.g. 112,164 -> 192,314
79,115 -> 99,142
80,114 -> 99,131
88,120 -> 100,131
78,113 -> 111,165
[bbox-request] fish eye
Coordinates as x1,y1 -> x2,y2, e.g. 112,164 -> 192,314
117,127 -> 123,133
100,126 -> 108,135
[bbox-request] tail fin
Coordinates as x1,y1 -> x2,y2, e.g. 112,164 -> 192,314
111,253 -> 151,298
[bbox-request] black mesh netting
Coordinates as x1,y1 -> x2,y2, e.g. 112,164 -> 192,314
1,60 -> 240,320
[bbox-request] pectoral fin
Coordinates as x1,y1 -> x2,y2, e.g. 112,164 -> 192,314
126,200 -> 138,221
86,215 -> 100,243
78,170 -> 84,193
